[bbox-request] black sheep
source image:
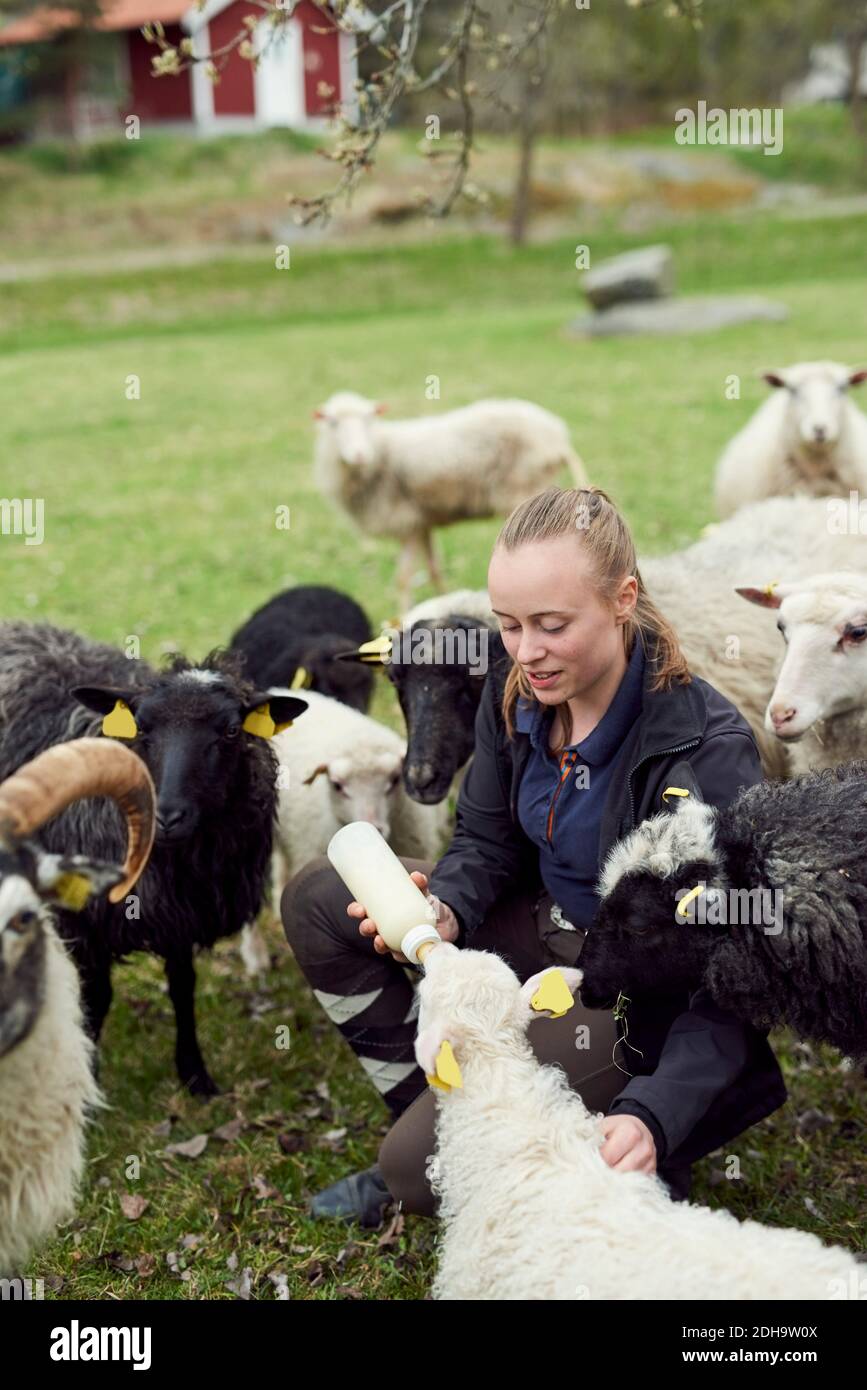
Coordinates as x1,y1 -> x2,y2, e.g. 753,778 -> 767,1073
230,584 -> 373,712
579,762 -> 867,1060
338,616 -> 507,804
0,621 -> 307,1096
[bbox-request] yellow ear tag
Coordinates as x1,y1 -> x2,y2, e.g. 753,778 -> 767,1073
357,634 -> 392,665
243,703 -> 277,738
662,786 -> 690,806
243,702 -> 295,739
530,968 -> 575,1019
102,699 -> 137,740
426,1039 -> 463,1092
764,579 -> 779,597
290,666 -> 313,690
54,872 -> 93,912
676,884 -> 705,919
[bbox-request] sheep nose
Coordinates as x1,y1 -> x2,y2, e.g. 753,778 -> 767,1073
813,426 -> 827,443
157,807 -> 187,833
770,704 -> 796,730
407,762 -> 435,789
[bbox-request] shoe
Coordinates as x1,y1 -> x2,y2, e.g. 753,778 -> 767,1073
309,1163 -> 393,1228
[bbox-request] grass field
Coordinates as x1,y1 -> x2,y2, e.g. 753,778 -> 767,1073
5,175 -> 867,1297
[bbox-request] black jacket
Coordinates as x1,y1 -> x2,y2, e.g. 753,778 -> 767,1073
428,637 -> 788,1171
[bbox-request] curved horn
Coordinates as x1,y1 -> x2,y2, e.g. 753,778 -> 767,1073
0,738 -> 156,903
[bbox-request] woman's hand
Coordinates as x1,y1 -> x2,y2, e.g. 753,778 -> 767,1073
348,872 -> 460,963
599,1115 -> 657,1175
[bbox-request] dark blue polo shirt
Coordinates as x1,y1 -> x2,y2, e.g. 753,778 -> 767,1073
515,636 -> 646,930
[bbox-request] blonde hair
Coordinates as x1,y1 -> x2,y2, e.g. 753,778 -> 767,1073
496,486 -> 691,750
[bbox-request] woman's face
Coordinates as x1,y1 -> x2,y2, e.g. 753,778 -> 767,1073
488,535 -> 635,705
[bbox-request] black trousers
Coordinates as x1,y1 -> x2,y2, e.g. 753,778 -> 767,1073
281,857 -> 692,1215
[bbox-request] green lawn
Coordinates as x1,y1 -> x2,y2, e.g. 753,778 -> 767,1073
6,200 -> 866,1299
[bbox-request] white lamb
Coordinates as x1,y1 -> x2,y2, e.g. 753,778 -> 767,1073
714,362 -> 867,518
416,944 -> 864,1301
269,689 -> 447,886
314,392 -> 586,610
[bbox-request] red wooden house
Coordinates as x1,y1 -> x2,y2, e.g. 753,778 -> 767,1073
0,0 -> 379,138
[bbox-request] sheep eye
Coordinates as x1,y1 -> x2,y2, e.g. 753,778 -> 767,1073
845,626 -> 867,644
331,781 -> 346,796
776,620 -> 788,643
8,910 -> 37,933
224,724 -> 241,740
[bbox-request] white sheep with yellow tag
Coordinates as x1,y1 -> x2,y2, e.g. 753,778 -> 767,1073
415,943 -> 863,1301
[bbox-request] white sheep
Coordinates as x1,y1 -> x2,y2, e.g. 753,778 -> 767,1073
415,502 -> 867,780
641,497 -> 867,778
714,362 -> 867,518
268,689 -> 448,888
401,589 -> 496,630
736,570 -> 867,777
416,944 -> 864,1301
1,919 -> 101,1276
0,738 -> 154,1276
313,392 -> 586,609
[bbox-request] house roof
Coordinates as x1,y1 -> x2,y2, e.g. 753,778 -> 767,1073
0,0 -> 376,47
0,0 -> 188,45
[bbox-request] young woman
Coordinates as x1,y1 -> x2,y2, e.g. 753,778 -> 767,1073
281,487 -> 787,1227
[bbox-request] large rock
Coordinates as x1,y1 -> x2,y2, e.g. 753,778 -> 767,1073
568,294 -> 788,338
582,244 -> 674,310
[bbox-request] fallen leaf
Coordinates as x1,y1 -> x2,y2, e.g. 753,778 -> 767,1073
277,1130 -> 307,1154
134,1254 -> 156,1277
213,1117 -> 245,1143
164,1133 -> 208,1159
226,1266 -> 254,1299
119,1193 -> 150,1221
104,1251 -> 135,1272
269,1271 -> 290,1300
251,1174 -> 280,1200
152,1118 -> 172,1138
377,1211 -> 404,1249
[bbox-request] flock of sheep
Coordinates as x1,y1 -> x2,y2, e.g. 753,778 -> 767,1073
2,360 -> 867,1298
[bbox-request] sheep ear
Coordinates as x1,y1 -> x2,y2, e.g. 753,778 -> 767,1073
762,371 -> 787,388
374,402 -> 388,415
242,695 -> 308,739
334,634 -> 393,666
849,369 -> 867,387
735,584 -> 783,610
415,1026 -> 463,1090
519,966 -> 581,1020
302,764 -> 329,785
312,409 -> 325,420
36,851 -> 124,911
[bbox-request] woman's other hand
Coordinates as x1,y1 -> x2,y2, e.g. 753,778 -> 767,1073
599,1114 -> 657,1174
348,871 -> 460,963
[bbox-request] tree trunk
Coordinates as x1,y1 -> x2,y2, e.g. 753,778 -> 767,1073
510,98 -> 536,247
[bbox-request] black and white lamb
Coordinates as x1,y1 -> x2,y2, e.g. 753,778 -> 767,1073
230,584 -> 373,713
0,738 -> 154,1275
0,621 -> 307,1096
579,763 -> 867,1060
